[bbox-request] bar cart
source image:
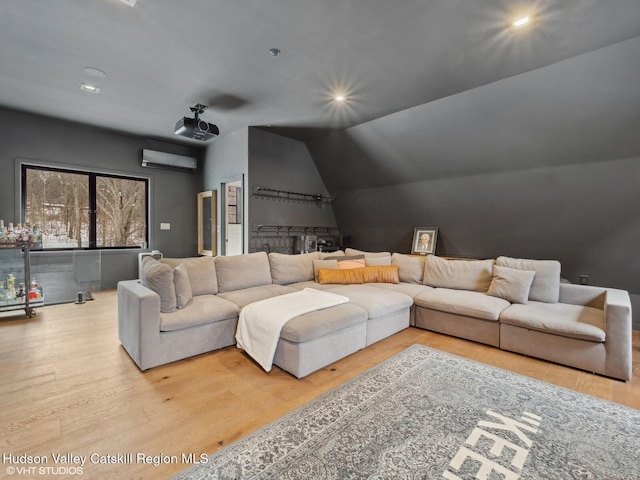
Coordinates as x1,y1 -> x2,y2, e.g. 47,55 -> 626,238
0,241 -> 44,318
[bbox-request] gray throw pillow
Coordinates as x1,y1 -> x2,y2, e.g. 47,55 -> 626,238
496,256 -> 561,303
173,263 -> 193,309
141,257 -> 176,313
487,265 -> 535,304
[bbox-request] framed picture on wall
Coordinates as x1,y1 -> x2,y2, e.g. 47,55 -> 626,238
411,227 -> 438,255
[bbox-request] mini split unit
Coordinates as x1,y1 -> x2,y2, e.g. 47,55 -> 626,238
174,103 -> 219,141
141,150 -> 197,173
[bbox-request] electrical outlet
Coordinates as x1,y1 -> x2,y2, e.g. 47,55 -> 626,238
579,275 -> 589,285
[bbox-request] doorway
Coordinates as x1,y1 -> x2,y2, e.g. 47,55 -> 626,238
221,176 -> 243,256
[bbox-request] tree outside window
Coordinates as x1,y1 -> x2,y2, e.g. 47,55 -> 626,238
23,165 -> 148,249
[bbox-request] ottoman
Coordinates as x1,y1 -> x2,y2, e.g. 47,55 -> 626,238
273,303 -> 368,378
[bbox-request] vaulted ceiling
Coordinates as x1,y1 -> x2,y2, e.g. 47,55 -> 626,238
2,0 -> 640,144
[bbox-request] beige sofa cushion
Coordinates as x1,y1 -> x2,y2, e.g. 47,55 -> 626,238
181,257 -> 217,295
141,257 -> 176,313
215,252 -> 272,293
327,285 -> 413,319
365,256 -> 392,266
160,295 -> 239,332
313,259 -> 338,281
280,303 -> 368,343
423,256 -> 494,292
487,265 -> 535,304
173,263 -> 193,309
269,252 -> 320,285
345,248 -> 392,258
217,284 -> 297,309
415,288 -> 510,321
496,256 -> 561,303
160,257 -> 218,295
391,253 -> 425,284
500,302 -> 605,342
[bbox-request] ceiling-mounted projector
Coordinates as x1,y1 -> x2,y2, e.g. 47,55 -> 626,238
174,103 -> 219,141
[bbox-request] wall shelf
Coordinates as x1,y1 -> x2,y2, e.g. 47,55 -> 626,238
252,224 -> 339,234
253,186 -> 332,204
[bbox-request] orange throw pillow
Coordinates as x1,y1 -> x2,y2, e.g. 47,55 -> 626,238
317,268 -> 364,284
362,265 -> 400,284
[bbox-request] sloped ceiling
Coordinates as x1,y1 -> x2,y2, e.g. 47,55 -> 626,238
1,0 -> 640,144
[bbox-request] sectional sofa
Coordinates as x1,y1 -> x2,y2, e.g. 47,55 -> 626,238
117,249 -> 633,381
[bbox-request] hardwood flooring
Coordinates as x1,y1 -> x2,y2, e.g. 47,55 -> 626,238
1,290 -> 639,479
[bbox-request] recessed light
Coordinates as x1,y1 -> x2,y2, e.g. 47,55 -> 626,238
509,14 -> 535,31
80,83 -> 101,93
268,48 -> 281,57
120,0 -> 137,6
83,67 -> 107,78
334,95 -> 347,103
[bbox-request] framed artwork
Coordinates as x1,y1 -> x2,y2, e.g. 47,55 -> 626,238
411,227 -> 438,255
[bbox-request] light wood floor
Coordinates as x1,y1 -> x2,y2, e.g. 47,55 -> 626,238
1,290 -> 639,480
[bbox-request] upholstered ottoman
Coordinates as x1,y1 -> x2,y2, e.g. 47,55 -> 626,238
273,303 -> 368,378
326,285 -> 413,346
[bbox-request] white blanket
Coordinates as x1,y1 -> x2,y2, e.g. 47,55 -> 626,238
235,288 -> 349,372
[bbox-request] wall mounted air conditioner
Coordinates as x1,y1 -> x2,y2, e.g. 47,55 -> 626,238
141,149 -> 197,173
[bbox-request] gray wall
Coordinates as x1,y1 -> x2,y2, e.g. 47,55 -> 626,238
0,107 -> 204,288
307,36 -> 640,327
248,128 -> 338,253
202,127 -> 249,254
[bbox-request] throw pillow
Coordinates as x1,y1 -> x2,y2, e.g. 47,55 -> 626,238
362,265 -> 400,284
141,257 -> 176,313
336,255 -> 366,269
173,263 -> 193,309
487,265 -> 536,304
496,256 -> 561,303
317,268 -> 364,285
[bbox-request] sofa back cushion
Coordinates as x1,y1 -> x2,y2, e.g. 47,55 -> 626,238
496,256 -> 561,303
161,257 -> 218,295
391,253 -> 425,284
345,248 -> 392,258
423,256 -> 494,292
269,252 -> 320,285
141,257 -> 176,313
215,252 -> 272,293
183,257 -> 218,296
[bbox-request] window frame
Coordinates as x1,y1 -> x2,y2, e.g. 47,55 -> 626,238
21,163 -> 150,251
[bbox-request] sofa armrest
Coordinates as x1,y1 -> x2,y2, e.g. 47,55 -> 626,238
117,279 -> 161,370
603,288 -> 633,380
558,283 -> 606,309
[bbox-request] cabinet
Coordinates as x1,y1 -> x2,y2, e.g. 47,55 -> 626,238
0,242 -> 44,318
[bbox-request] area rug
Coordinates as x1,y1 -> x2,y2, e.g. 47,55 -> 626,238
172,344 -> 640,479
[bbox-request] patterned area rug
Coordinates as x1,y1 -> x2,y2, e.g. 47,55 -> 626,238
172,344 -> 640,479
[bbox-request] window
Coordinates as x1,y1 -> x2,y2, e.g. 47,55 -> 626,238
22,165 -> 148,249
